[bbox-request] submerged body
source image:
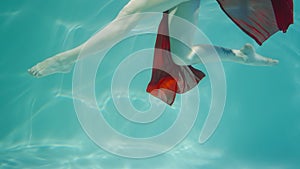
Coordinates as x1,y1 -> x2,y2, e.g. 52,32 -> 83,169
28,0 -> 289,78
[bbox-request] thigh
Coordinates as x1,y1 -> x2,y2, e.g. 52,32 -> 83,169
168,0 -> 201,62
118,0 -> 190,16
170,0 -> 200,23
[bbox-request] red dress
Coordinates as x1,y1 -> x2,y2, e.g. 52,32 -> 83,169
147,0 -> 294,105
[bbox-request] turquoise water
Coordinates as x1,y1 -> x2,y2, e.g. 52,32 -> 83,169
1,0 -> 300,168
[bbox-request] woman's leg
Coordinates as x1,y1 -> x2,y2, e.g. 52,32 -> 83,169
28,0 -> 190,77
178,43 -> 279,66
168,0 -> 278,66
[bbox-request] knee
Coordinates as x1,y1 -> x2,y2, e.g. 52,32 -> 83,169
117,1 -> 144,17
170,43 -> 192,64
171,54 -> 189,65
118,7 -> 133,17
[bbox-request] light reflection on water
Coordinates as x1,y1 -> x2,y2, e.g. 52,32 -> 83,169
0,0 -> 300,168
0,140 -> 223,169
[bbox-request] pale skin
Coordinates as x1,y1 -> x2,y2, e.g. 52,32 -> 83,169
28,0 -> 279,78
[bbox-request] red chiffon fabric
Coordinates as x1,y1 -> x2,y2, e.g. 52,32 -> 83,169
216,0 -> 293,45
147,0 -> 294,105
146,12 -> 205,105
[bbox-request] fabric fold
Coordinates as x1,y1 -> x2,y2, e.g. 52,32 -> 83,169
147,0 -> 294,105
146,11 -> 205,105
216,0 -> 293,45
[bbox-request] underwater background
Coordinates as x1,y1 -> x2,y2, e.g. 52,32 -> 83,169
1,0 -> 300,168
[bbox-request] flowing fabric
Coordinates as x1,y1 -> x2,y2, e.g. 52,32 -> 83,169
146,11 -> 205,105
216,0 -> 293,45
147,0 -> 294,105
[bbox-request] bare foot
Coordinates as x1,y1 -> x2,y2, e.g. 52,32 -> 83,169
28,47 -> 80,78
28,46 -> 81,78
235,43 -> 279,66
28,56 -> 74,78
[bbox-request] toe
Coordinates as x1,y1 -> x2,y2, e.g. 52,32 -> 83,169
271,59 -> 279,65
272,59 -> 279,64
33,70 -> 41,77
28,67 -> 40,77
266,58 -> 279,66
27,68 -> 35,76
